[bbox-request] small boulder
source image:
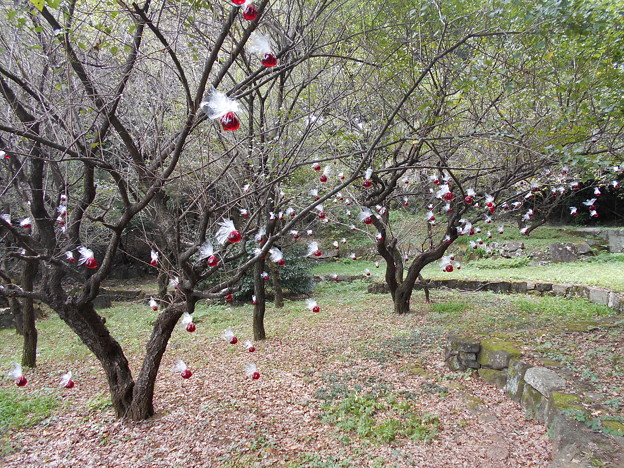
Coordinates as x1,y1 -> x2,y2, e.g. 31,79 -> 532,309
524,367 -> 566,397
477,339 -> 523,370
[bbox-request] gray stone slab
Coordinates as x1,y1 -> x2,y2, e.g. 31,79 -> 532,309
550,243 -> 579,263
607,230 -> 624,253
588,287 -> 610,306
524,367 -> 566,397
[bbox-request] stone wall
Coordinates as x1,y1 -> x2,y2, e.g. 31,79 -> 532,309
368,278 -> 624,313
444,335 -> 624,467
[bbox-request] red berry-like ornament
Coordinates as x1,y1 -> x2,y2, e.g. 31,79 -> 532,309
186,322 -> 196,333
243,3 -> 258,20
363,216 -> 373,225
362,179 -> 372,188
15,376 -> 27,387
312,305 -> 320,313
225,294 -> 233,302
64,379 -> 75,389
206,255 -> 219,267
313,249 -> 322,257
181,370 -> 193,379
277,258 -> 286,266
230,336 -> 238,345
445,264 -> 454,273
248,346 -> 255,353
85,257 -> 98,269
220,111 -> 240,131
261,53 -> 278,67
227,230 -> 242,243
231,0 -> 245,5
318,211 -> 326,220
252,372 -> 260,380
464,195 -> 473,204
443,192 -> 454,201
319,174 -> 328,183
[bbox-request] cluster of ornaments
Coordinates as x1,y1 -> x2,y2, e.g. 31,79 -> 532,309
6,363 -> 74,389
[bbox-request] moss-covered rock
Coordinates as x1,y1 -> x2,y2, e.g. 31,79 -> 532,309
478,368 -> 508,389
601,419 -> 624,436
521,384 -> 546,421
477,339 -> 523,370
546,392 -> 586,426
505,359 -> 531,402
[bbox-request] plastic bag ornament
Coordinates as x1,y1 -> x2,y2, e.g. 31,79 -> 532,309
520,226 -> 529,236
375,232 -> 384,243
345,199 -> 352,207
612,180 -> 620,189
316,205 -> 326,220
440,256 -> 454,273
169,277 -> 179,291
330,273 -> 339,282
310,189 -> 319,200
435,185 -> 454,201
349,224 -> 356,231
487,230 -> 493,239
590,210 -> 599,218
425,211 -> 435,222
359,208 -> 374,225
338,172 -> 345,180
429,174 -> 441,185
65,251 -> 75,263
245,363 -> 261,380
311,162 -> 321,171
522,209 -> 534,222
569,206 -> 578,216
78,247 -> 98,269
443,234 -> 452,244
475,226 -> 481,234
181,312 -> 196,332
7,363 -> 27,387
255,227 -> 266,243
333,241 -> 339,250
484,216 -> 492,224
464,189 -> 476,204
497,226 -> 504,234
223,328 -> 238,344
319,166 -> 330,183
199,242 -> 219,267
148,297 -> 159,311
149,250 -> 159,267
364,269 -> 371,277
477,238 -> 484,245
443,203 -> 452,214
511,201 -> 522,210
341,238 -> 347,244
240,208 -> 250,218
278,211 -> 285,221
362,168 -> 373,188
269,248 -> 285,266
172,359 -> 192,379
350,253 -> 357,260
248,34 -> 278,67
306,299 -> 320,313
260,271 -> 270,281
469,240 -> 478,250
583,198 -> 597,210
307,242 -> 322,257
531,182 -> 540,193
376,205 -> 387,216
224,293 -> 233,302
594,187 -> 601,197
201,90 -> 241,131
570,181 -> 580,190
290,230 -> 300,239
252,295 -> 258,305
243,184 -> 251,193
375,261 -> 380,268
307,229 -> 314,237
19,218 -> 31,229
0,150 -> 5,159
242,1 -> 258,21
286,207 -> 296,217
0,214 -> 12,226
335,192 -> 345,202
216,219 -> 242,244
402,197 -> 409,207
60,371 -> 75,389
245,340 -> 256,352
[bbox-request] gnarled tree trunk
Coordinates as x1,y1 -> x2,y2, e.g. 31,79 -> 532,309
21,260 -> 38,368
253,260 -> 267,340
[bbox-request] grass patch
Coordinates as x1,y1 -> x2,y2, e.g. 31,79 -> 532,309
321,391 -> 439,444
0,388 -> 59,433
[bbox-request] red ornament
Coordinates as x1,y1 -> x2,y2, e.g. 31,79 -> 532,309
362,179 -> 372,188
363,216 -> 373,225
312,162 -> 321,171
313,249 -> 322,257
231,0 -> 245,5
319,174 -> 328,183
15,376 -> 27,387
277,258 -> 286,266
84,257 -> 98,269
242,3 -> 258,20
230,336 -> 238,345
464,195 -> 473,204
206,255 -> 219,267
248,346 -> 256,353
64,380 -> 75,389
312,305 -> 320,313
225,294 -> 233,302
261,53 -> 277,67
443,192 -> 454,201
445,264 -> 454,272
252,372 -> 260,380
150,259 -> 157,266
227,230 -> 242,243
220,112 -> 240,131
181,370 -> 193,379
186,322 -> 196,333
318,211 -> 326,220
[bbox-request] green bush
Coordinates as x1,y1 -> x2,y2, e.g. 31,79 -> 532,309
470,256 -> 530,269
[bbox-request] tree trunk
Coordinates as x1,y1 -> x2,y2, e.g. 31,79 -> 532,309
418,274 -> 431,303
21,260 -> 38,368
253,260 -> 266,340
126,302 -> 186,420
10,297 -> 23,335
393,283 -> 412,314
270,262 -> 284,308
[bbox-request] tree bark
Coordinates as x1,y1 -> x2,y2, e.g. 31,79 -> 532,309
269,262 -> 284,308
393,282 -> 413,314
126,302 -> 186,420
253,260 -> 266,340
21,260 -> 38,368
